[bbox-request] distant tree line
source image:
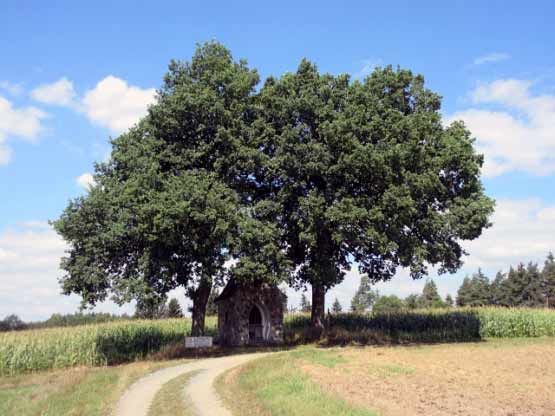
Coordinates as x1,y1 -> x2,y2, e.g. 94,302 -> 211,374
457,253 -> 555,308
0,297 -> 185,332
336,252 -> 555,314
344,274 -> 451,314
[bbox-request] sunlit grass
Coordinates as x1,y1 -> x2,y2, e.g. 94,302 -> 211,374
0,360 -> 183,416
216,349 -> 377,416
147,370 -> 200,416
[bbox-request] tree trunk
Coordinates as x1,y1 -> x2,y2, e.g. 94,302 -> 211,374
311,282 -> 326,336
191,276 -> 212,336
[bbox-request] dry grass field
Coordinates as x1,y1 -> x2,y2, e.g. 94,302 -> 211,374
218,338 -> 555,416
300,338 -> 555,416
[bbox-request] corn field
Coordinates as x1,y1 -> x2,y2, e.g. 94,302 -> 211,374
1,308 -> 554,376
285,307 -> 555,344
0,318 -> 215,376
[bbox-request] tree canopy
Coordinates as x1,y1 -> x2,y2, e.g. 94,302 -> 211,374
54,42 -> 289,335
254,61 -> 493,327
54,42 -> 494,333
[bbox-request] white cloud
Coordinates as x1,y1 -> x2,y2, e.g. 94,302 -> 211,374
463,198 -> 555,269
82,76 -> 156,133
0,96 -> 46,141
76,172 -> 96,190
473,52 -> 510,66
353,59 -> 382,80
0,81 -> 23,96
0,95 -> 47,166
448,79 -> 555,177
31,77 -> 76,107
0,222 -> 135,321
17,220 -> 51,229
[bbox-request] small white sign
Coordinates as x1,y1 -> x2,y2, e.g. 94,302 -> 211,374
185,336 -> 213,348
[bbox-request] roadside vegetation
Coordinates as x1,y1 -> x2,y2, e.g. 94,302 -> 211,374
0,359 -> 185,416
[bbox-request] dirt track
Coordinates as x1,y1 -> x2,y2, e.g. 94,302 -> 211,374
113,353 -> 267,416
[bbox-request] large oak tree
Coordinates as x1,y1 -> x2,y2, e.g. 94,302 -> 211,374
254,61 -> 494,329
54,43 -> 289,335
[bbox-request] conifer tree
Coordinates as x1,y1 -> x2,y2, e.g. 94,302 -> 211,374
542,253 -> 555,308
300,293 -> 312,313
506,263 -> 544,307
331,298 -> 343,313
421,279 -> 445,308
167,298 -> 183,318
350,275 -> 378,312
457,276 -> 473,307
445,294 -> 454,307
469,269 -> 491,306
490,271 -> 509,306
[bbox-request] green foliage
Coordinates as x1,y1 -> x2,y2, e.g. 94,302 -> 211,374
404,294 -> 421,309
404,280 -> 447,309
504,264 -> 542,307
53,42 -> 493,332
350,275 -> 378,312
371,295 -> 406,314
255,60 -> 494,325
331,298 -> 343,313
52,42 -> 290,336
420,279 -> 445,308
476,307 -> 555,338
457,269 -> 493,307
167,298 -> 183,318
489,271 -> 510,306
42,312 -> 129,328
300,294 -> 312,313
0,315 -> 26,332
445,294 -> 454,307
543,253 -> 555,308
135,295 -> 169,319
456,255 -> 555,308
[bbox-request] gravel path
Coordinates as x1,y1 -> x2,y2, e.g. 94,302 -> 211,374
113,353 -> 267,416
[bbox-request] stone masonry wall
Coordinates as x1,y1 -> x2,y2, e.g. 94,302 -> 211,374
217,283 -> 284,347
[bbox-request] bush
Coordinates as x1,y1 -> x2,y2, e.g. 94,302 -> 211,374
372,296 -> 406,314
0,315 -> 27,332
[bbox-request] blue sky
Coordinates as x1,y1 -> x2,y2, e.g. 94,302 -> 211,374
1,1 -> 555,320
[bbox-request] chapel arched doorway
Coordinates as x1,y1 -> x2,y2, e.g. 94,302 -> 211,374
248,305 -> 264,341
